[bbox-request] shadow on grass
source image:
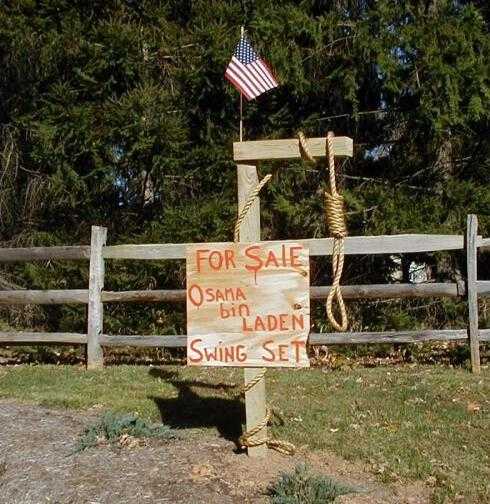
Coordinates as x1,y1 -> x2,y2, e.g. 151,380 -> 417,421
148,368 -> 244,450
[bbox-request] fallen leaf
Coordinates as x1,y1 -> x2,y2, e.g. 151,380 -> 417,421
426,476 -> 437,487
191,463 -> 214,480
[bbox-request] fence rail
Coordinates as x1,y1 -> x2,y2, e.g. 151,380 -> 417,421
0,234 -> 484,262
2,330 -> 489,346
0,282 -> 474,306
0,215 -> 488,372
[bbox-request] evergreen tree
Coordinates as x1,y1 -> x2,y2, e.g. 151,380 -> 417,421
0,0 -> 488,337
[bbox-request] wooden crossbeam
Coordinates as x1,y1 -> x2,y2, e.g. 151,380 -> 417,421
233,136 -> 353,162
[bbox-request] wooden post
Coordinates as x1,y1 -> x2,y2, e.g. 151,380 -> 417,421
466,214 -> 481,374
237,163 -> 267,457
87,226 -> 107,369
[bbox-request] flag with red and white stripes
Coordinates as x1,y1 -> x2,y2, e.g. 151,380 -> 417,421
225,35 -> 278,101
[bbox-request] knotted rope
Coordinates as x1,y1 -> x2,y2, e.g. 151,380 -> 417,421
233,174 -> 296,456
234,174 -> 272,242
298,131 -> 348,332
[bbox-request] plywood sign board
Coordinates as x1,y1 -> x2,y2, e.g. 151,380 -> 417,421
186,242 -> 310,367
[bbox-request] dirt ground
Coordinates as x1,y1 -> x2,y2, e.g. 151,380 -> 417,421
0,400 -> 432,504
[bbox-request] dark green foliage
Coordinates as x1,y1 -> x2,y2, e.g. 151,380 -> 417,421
268,464 -> 358,504
75,411 -> 177,452
0,1 -> 488,337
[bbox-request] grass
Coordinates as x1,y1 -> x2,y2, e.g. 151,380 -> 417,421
0,364 -> 488,502
268,464 -> 358,503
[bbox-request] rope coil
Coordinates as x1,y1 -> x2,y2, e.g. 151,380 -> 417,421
234,176 -> 295,456
298,131 -> 348,332
324,192 -> 347,238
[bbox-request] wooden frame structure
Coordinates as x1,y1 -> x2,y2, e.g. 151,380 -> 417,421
0,221 -> 490,370
0,223 -> 488,355
0,135 -> 488,455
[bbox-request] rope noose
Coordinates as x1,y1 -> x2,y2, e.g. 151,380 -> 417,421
298,131 -> 348,332
233,173 -> 296,456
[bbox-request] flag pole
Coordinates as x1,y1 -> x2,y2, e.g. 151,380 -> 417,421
239,26 -> 244,142
239,92 -> 243,142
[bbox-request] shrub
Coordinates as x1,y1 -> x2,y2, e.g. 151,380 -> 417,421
269,464 -> 358,504
75,411 -> 177,453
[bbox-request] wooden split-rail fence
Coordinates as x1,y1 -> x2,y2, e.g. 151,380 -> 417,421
0,215 -> 488,373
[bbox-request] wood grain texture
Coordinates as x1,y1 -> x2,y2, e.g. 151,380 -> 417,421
233,137 -> 353,161
0,233 -> 481,263
477,281 -> 490,297
309,329 -> 470,344
466,215 -> 481,374
101,234 -> 467,260
186,243 -> 310,367
479,329 -> 490,342
99,334 -> 186,347
0,246 -> 90,262
237,163 -> 267,457
0,283 -> 460,306
479,238 -> 490,251
0,290 -> 88,305
13,329 -> 480,348
103,243 -> 185,260
0,331 -> 87,343
87,226 -> 107,369
102,290 -> 186,303
311,283 -> 462,299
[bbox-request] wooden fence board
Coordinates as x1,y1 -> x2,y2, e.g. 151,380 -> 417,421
87,227 -> 106,369
0,332 -> 87,344
309,329 -> 469,344
311,283 -> 462,299
78,329 -> 490,347
477,281 -> 490,297
0,282 -> 463,307
102,234 -> 468,260
0,246 -> 90,262
102,290 -> 186,303
99,334 -> 186,347
233,137 -> 353,161
479,238 -> 490,251
0,235 -> 486,263
103,243 -> 186,260
0,290 -> 88,304
466,215 -> 481,373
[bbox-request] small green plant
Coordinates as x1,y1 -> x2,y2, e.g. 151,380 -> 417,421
74,411 -> 177,453
268,464 -> 358,504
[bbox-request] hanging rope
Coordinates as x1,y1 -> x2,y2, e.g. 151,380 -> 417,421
234,174 -> 272,242
233,174 -> 296,456
298,131 -> 348,332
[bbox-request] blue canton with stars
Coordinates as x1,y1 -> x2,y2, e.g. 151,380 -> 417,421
234,37 -> 259,64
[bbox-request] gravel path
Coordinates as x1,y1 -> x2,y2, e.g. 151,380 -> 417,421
0,400 -> 431,503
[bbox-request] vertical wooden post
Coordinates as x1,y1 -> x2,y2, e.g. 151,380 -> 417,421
87,226 -> 107,369
466,214 -> 481,374
237,163 -> 267,457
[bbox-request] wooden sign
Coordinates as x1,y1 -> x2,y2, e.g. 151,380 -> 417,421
186,242 -> 310,367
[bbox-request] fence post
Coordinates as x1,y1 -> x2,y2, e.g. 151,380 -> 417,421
237,163 -> 267,457
466,214 -> 480,374
87,226 -> 107,369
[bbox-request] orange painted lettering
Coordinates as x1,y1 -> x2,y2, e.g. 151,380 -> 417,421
262,340 -> 275,362
290,246 -> 303,267
188,284 -> 204,308
278,344 -> 289,361
188,339 -> 203,362
196,249 -> 210,272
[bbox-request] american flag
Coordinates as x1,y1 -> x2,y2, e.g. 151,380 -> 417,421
225,35 -> 278,101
